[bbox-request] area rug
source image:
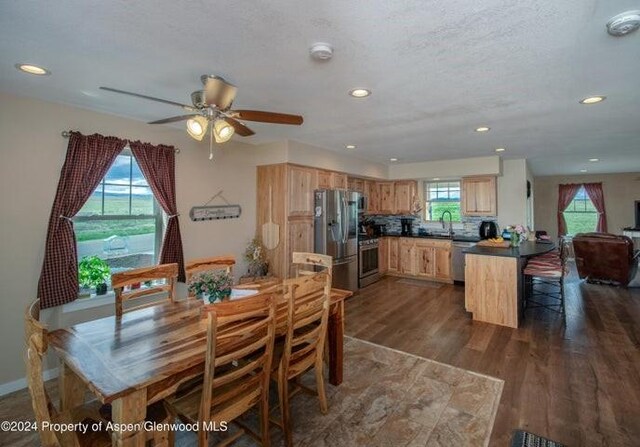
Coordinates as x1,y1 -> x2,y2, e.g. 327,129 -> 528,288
397,278 -> 444,289
511,429 -> 566,447
1,337 -> 503,447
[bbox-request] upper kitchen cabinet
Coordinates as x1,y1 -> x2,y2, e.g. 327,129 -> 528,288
394,180 -> 417,214
289,165 -> 316,216
347,177 -> 365,193
378,182 -> 395,214
461,176 -> 497,216
318,170 -> 347,190
365,181 -> 380,214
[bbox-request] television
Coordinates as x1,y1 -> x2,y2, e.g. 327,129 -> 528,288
636,200 -> 640,229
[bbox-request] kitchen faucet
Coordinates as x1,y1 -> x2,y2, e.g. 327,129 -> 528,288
440,210 -> 454,237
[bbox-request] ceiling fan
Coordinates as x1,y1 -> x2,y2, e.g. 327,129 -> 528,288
100,75 -> 303,159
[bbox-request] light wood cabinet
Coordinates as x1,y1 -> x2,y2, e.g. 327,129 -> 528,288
399,239 -> 415,275
435,247 -> 451,279
288,166 -> 315,216
287,217 -> 314,276
461,176 -> 497,216
318,170 -> 348,189
332,173 -> 348,189
365,181 -> 380,214
316,170 -> 332,189
378,238 -> 388,274
347,177 -> 365,193
387,238 -> 399,272
414,241 -> 435,277
378,182 -> 395,214
394,180 -> 417,215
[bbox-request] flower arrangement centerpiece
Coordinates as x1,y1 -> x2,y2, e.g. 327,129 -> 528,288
244,237 -> 269,277
505,225 -> 528,247
78,256 -> 111,296
188,270 -> 233,304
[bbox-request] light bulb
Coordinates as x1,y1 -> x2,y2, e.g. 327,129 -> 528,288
213,119 -> 235,143
186,116 -> 208,141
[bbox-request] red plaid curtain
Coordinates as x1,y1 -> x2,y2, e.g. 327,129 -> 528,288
130,141 -> 186,282
583,182 -> 608,233
557,183 -> 582,236
38,132 -> 126,308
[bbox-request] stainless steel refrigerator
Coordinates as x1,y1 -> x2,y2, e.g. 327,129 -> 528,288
314,190 -> 359,291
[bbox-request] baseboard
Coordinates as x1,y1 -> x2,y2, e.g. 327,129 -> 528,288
0,367 -> 59,397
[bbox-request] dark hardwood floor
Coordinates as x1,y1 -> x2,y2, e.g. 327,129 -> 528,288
345,267 -> 640,446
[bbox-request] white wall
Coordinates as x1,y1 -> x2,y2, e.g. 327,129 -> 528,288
497,159 -> 529,229
0,92 -> 266,388
388,156 -> 501,179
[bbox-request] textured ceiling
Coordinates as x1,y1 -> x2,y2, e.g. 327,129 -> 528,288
1,0 -> 639,175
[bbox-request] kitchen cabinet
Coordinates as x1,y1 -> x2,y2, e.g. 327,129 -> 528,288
399,239 -> 415,275
414,241 -> 435,277
461,176 -> 497,216
316,170 -> 332,189
347,177 -> 365,193
287,217 -> 314,277
365,181 -> 380,214
378,182 -> 395,214
435,247 -> 451,279
318,170 -> 348,190
387,238 -> 399,272
378,238 -> 388,274
288,166 -> 315,216
394,180 -> 417,215
332,172 -> 348,189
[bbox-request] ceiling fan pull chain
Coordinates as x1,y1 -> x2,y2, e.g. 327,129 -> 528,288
209,119 -> 214,161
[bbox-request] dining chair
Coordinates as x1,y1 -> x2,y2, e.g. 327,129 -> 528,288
25,299 -> 177,447
25,299 -> 111,447
166,292 -> 277,447
271,270 -> 332,447
112,263 -> 178,317
185,256 -> 236,298
524,237 -> 568,317
291,252 -> 333,277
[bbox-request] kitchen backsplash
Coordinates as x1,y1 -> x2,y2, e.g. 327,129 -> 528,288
365,214 -> 499,237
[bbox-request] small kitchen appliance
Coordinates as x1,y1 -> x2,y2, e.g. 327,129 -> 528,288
401,218 -> 413,236
479,220 -> 498,239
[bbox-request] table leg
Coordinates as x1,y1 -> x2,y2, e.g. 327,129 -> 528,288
111,389 -> 147,447
327,300 -> 344,386
59,362 -> 86,411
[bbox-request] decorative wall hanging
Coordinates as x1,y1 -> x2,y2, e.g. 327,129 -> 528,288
190,190 -> 241,221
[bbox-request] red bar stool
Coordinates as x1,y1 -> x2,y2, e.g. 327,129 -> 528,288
523,238 -> 567,317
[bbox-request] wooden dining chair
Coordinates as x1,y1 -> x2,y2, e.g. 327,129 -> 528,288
25,299 -> 111,447
166,293 -> 277,447
272,270 -> 332,447
185,256 -> 236,298
291,252 -> 333,277
111,263 -> 178,317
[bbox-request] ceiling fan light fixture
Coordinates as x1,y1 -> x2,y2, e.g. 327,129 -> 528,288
186,116 -> 208,141
213,119 -> 235,143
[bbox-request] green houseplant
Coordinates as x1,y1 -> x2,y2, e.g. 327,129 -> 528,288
78,256 -> 111,296
188,270 -> 233,304
244,237 -> 269,277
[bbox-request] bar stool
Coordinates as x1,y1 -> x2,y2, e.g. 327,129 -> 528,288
524,238 -> 567,316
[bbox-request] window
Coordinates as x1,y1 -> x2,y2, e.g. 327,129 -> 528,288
74,149 -> 164,279
563,186 -> 598,235
424,181 -> 461,222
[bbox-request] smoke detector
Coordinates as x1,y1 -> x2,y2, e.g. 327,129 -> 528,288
607,11 -> 640,36
309,43 -> 333,61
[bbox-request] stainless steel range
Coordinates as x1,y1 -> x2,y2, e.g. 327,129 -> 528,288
358,237 -> 380,288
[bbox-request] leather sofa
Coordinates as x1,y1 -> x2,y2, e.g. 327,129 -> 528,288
573,233 -> 639,286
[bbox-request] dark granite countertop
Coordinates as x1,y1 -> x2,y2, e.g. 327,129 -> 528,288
380,233 -> 482,243
463,241 -> 555,258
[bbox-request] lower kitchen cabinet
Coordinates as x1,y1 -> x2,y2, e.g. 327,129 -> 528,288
379,238 -> 389,274
287,217 -> 314,277
381,237 -> 452,283
399,239 -> 415,275
387,237 -> 399,272
415,243 -> 435,277
435,247 -> 451,279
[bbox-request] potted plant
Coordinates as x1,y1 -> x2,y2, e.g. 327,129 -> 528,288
244,237 -> 269,277
78,256 -> 111,296
188,270 -> 233,304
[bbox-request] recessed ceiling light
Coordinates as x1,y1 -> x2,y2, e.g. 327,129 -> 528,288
589,158 -> 599,162
15,63 -> 50,75
579,96 -> 606,104
389,158 -> 398,162
495,147 -> 506,152
580,169 -> 588,173
475,126 -> 490,132
349,88 -> 371,98
345,144 -> 356,149
433,178 -> 441,181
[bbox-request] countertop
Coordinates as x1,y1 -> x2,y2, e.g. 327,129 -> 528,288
463,241 -> 555,258
379,233 -> 482,243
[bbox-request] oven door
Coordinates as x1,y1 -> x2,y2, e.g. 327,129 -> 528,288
359,244 -> 379,278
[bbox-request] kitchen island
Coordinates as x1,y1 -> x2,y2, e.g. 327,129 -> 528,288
463,241 -> 555,328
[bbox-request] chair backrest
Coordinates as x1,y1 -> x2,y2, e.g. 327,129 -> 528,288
24,300 -> 59,447
280,270 -> 331,380
291,252 -> 333,278
573,233 -> 637,285
185,256 -> 236,298
111,263 -> 178,317
199,293 -> 276,426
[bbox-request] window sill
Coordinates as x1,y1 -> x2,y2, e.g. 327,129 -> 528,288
63,292 -> 115,313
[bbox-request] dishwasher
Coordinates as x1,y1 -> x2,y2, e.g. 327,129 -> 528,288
452,241 -> 476,282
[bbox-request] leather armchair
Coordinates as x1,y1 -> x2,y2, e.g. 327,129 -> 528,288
573,233 -> 639,286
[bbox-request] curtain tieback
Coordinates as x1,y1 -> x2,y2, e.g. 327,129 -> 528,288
168,214 -> 180,218
59,215 -> 73,221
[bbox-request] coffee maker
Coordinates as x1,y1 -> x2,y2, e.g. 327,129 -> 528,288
401,218 -> 413,236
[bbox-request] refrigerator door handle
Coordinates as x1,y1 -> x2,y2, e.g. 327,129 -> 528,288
333,257 -> 354,266
342,194 -> 348,244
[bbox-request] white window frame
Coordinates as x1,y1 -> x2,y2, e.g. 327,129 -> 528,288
423,180 -> 462,223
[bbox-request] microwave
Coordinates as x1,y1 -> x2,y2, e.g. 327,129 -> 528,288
357,194 -> 368,214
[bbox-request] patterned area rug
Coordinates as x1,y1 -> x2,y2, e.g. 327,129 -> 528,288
511,430 -> 566,447
0,337 -> 503,447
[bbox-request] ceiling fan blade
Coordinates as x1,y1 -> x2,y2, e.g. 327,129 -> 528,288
224,117 -> 255,136
100,87 -> 197,111
231,110 -> 303,125
148,114 -> 199,125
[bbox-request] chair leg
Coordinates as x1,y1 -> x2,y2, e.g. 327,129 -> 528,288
260,386 -> 271,447
278,372 -> 293,447
197,428 -> 209,447
315,360 -> 328,414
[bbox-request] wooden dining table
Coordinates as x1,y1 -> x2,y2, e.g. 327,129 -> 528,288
48,287 -> 352,447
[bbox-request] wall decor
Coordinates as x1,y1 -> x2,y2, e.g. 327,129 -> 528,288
190,190 -> 241,221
